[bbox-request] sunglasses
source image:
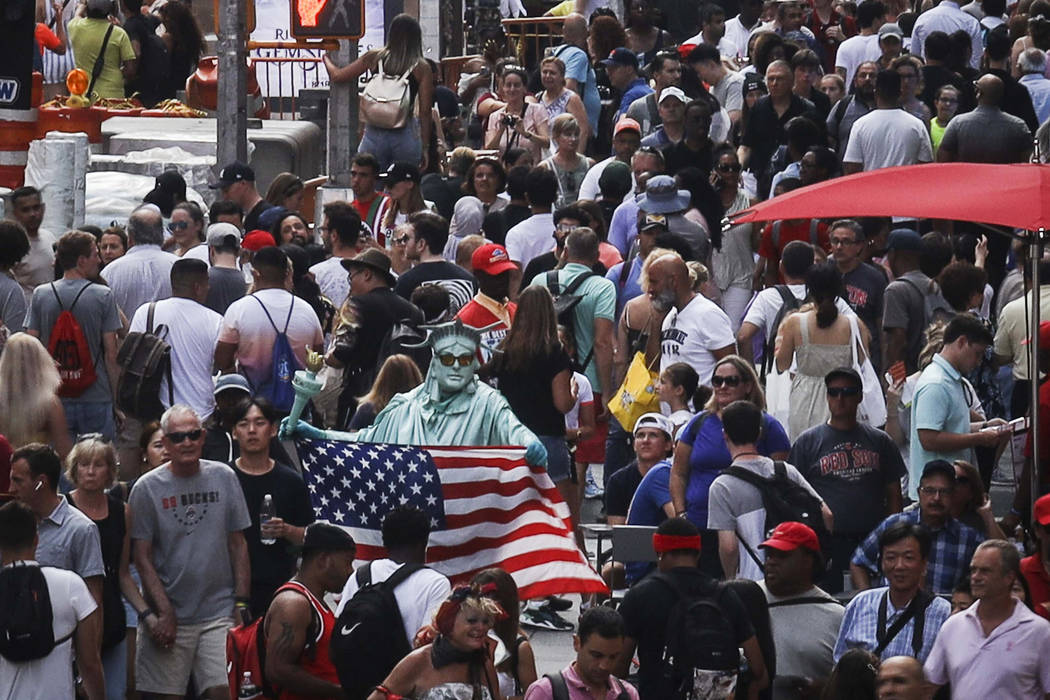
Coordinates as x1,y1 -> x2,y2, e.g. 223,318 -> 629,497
392,235 -> 411,245
165,429 -> 203,443
437,353 -> 474,367
827,386 -> 861,398
76,432 -> 109,443
167,221 -> 190,231
711,375 -> 743,387
716,163 -> 742,173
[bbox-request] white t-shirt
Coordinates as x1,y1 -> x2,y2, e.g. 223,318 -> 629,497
682,34 -> 740,60
834,34 -> 880,87
129,297 -> 222,420
310,256 -> 351,310
182,245 -> 210,265
566,370 -> 594,431
335,559 -> 451,644
578,156 -> 614,203
13,228 -> 57,306
843,108 -> 934,171
0,563 -> 96,700
741,283 -> 855,339
659,293 -> 736,385
505,213 -> 555,268
725,16 -> 762,58
218,288 -> 324,392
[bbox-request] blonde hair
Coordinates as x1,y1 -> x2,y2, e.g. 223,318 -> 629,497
638,247 -> 677,291
66,437 -> 119,488
918,321 -> 948,370
551,112 -> 581,139
704,354 -> 767,412
456,234 -> 488,269
0,333 -> 62,447
687,261 -> 710,291
358,354 -> 423,413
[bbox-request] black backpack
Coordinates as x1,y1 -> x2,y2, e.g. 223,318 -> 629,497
330,562 -> 424,700
376,321 -> 432,376
116,302 -> 173,421
543,270 -> 597,371
0,564 -> 73,662
761,285 -> 802,378
721,461 -> 827,570
654,573 -> 740,698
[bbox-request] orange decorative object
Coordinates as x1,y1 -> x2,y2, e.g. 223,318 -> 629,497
66,68 -> 89,97
296,0 -> 328,26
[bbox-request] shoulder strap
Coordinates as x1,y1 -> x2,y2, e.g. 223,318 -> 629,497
774,460 -> 787,480
766,595 -> 843,608
773,285 -> 795,308
252,294 -> 281,333
809,219 -> 819,245
384,562 -> 425,590
355,561 -> 373,587
69,281 -> 94,312
564,270 -> 595,295
88,23 -> 116,97
545,671 -> 571,700
772,220 -> 782,249
874,589 -> 929,656
281,293 -> 295,333
146,302 -> 156,335
544,270 -> 561,294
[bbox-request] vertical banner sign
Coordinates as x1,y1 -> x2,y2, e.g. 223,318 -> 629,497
0,0 -> 36,110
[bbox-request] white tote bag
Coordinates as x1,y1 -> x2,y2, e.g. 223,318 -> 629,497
848,314 -> 887,427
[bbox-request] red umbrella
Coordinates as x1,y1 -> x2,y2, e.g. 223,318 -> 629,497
729,162 -> 1050,230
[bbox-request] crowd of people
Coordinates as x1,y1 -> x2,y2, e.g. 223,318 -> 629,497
8,0 -> 1050,697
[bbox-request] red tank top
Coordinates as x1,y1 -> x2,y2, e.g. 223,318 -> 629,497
274,580 -> 340,700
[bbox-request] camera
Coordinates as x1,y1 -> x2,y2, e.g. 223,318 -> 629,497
501,113 -> 518,127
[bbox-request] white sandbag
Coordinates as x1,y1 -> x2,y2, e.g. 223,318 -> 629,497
83,171 -> 207,230
24,131 -> 89,232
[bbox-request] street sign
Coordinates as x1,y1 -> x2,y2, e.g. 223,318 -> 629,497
290,0 -> 364,39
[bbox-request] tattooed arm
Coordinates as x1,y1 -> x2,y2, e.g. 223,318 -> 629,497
263,588 -> 343,696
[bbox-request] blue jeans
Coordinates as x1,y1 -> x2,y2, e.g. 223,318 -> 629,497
539,434 -> 572,483
358,122 -> 421,173
102,637 -> 127,700
61,399 -> 116,444
603,415 -> 634,489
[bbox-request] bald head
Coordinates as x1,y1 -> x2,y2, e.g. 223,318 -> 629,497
976,74 -> 1004,107
646,253 -> 691,311
563,13 -> 587,44
876,656 -> 927,700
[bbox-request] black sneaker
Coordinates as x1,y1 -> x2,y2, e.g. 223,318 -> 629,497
521,607 -> 574,631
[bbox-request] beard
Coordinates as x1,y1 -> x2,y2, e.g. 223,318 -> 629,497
650,289 -> 676,313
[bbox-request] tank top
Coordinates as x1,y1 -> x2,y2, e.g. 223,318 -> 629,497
930,118 -> 948,153
276,580 -> 339,700
540,89 -> 572,123
69,491 -> 127,650
541,154 -> 590,209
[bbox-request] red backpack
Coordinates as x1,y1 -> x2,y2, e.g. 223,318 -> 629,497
46,282 -> 98,397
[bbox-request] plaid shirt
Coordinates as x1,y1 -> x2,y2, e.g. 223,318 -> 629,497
851,509 -> 984,594
834,587 -> 951,662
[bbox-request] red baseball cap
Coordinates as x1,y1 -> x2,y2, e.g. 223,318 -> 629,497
241,229 -> 276,252
1023,320 -> 1050,348
1035,494 -> 1050,526
760,521 -> 820,552
471,243 -> 517,275
613,117 -> 641,137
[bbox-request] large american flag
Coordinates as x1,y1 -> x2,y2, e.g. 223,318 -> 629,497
297,439 -> 608,599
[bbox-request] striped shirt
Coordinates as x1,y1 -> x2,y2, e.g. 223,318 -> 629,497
834,586 -> 951,662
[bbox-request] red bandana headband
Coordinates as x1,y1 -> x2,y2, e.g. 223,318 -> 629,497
652,533 -> 702,553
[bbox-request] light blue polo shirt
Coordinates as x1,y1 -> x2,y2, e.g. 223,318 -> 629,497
909,353 -> 974,499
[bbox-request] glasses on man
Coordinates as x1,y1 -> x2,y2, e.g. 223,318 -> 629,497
711,375 -> 742,387
918,486 -> 953,498
437,353 -> 474,367
829,237 -> 861,247
826,386 -> 861,398
165,429 -> 203,443
392,234 -> 411,246
556,224 -> 578,235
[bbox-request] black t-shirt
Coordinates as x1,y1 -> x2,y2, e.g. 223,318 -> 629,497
244,199 -> 276,233
392,260 -> 477,314
502,203 -> 532,234
788,422 -> 905,535
494,346 -> 573,437
232,461 -> 315,614
619,567 -> 755,700
742,95 -> 818,180
420,174 -> 464,220
661,139 -> 715,178
605,461 -> 644,519
840,261 -> 886,375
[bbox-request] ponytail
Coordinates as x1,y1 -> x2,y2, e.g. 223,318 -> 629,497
816,295 -> 837,329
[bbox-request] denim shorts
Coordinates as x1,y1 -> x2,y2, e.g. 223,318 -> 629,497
539,434 -> 572,483
358,122 -> 421,173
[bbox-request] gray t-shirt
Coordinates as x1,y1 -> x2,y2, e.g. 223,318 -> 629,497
707,455 -> 823,581
758,581 -> 844,698
129,460 -> 251,623
206,266 -> 248,315
940,105 -> 1032,163
25,279 -> 122,402
36,496 -> 105,580
0,271 -> 27,333
712,70 -> 745,114
882,269 -> 932,374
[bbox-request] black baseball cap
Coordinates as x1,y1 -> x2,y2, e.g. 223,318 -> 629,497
210,162 -> 255,189
824,366 -> 862,389
381,161 -> 421,185
301,522 -> 356,553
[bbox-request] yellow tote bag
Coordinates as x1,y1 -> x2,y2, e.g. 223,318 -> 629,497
608,351 -> 661,430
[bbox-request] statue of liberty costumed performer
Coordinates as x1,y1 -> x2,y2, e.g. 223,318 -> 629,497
279,319 -> 548,466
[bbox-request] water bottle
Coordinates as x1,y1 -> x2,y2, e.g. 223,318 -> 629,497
238,671 -> 261,699
260,494 -> 276,545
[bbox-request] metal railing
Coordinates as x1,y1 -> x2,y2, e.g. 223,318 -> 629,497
501,16 -> 566,67
249,56 -> 325,119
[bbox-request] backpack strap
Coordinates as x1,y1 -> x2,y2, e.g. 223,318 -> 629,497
564,270 -> 596,295
383,562 -> 425,590
544,270 -> 562,295
146,302 -> 174,408
762,285 -> 799,377
772,220 -> 781,250
808,219 -> 819,246
252,294 -> 281,333
873,588 -> 933,657
273,580 -> 324,646
721,464 -> 774,572
545,671 -> 571,700
355,561 -> 374,588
